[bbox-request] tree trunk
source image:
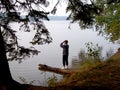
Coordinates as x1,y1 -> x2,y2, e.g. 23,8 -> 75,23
0,28 -> 28,90
0,28 -> 13,84
39,64 -> 75,75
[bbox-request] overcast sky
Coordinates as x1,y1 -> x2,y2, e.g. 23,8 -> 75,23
45,0 -> 70,16
44,0 -> 91,16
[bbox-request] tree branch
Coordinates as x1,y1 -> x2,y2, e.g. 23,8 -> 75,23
39,64 -> 75,75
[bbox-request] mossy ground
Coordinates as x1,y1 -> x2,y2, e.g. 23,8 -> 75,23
55,52 -> 120,89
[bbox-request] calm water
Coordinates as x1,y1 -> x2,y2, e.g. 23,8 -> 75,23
9,20 -> 119,86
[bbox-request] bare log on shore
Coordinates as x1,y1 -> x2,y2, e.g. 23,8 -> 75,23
38,64 -> 75,75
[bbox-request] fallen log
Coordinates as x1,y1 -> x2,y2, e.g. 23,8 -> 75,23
38,64 -> 75,75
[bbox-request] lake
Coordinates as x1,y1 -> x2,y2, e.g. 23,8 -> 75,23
9,20 -> 119,86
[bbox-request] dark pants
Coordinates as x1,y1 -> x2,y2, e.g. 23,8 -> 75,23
63,55 -> 68,66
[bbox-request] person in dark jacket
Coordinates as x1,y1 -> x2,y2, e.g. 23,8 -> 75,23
60,40 -> 69,69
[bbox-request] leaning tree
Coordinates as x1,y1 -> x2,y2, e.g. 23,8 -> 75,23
0,0 -> 54,88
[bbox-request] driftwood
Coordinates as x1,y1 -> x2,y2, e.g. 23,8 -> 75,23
38,64 -> 75,75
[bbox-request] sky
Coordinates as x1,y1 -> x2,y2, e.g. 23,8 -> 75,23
43,0 -> 91,16
43,0 -> 70,16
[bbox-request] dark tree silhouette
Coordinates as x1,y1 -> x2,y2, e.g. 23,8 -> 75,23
66,0 -> 101,28
0,0 -> 54,89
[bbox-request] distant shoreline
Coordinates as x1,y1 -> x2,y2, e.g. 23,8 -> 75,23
48,16 -> 68,21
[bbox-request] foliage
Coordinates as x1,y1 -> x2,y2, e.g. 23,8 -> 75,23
0,0 -> 54,61
105,48 -> 114,59
71,42 -> 114,69
19,77 -> 36,85
95,0 -> 120,42
71,42 -> 103,70
66,0 -> 120,42
47,74 -> 58,87
66,0 -> 101,28
85,42 -> 103,60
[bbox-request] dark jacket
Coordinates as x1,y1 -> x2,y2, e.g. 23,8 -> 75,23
60,42 -> 69,56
